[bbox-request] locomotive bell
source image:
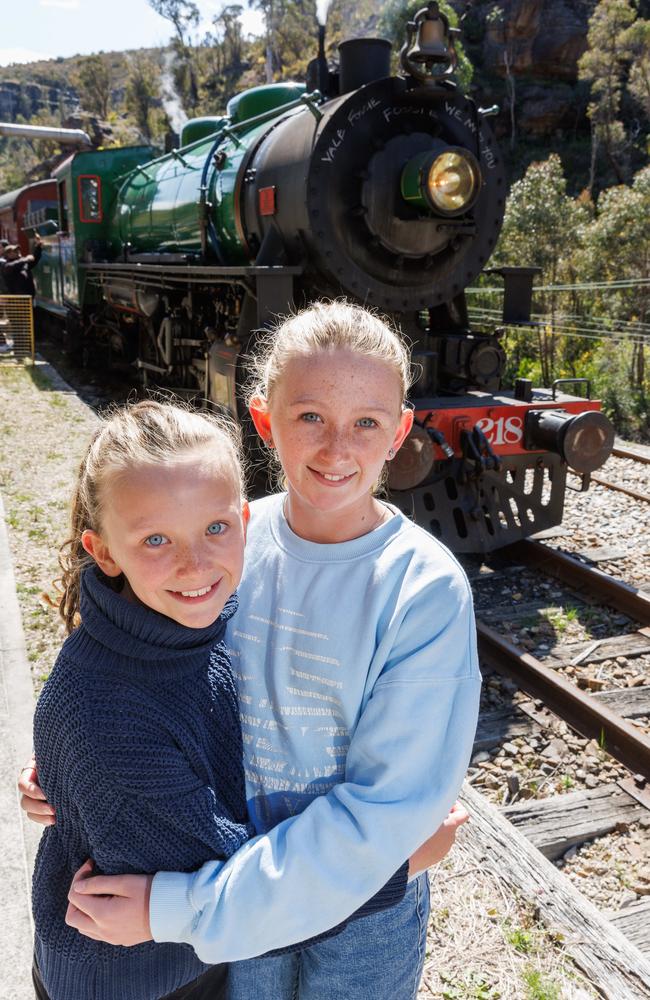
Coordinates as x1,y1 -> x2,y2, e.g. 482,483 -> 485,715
408,9 -> 450,64
524,409 -> 615,474
400,1 -> 458,80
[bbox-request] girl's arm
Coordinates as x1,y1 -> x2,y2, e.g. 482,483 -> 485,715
68,568 -> 480,962
65,806 -> 468,944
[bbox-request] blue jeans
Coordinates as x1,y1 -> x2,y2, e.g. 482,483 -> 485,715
226,873 -> 430,1000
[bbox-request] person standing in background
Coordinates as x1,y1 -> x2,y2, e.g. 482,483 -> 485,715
1,234 -> 42,296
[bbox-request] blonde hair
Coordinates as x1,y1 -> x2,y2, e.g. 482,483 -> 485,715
58,399 -> 244,635
247,300 -> 412,405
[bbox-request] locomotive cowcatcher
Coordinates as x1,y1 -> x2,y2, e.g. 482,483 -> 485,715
25,2 -> 614,553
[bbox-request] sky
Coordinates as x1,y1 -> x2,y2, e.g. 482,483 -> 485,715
0,0 -> 263,67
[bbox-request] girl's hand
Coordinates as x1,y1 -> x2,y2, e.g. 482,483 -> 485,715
17,757 -> 55,826
407,801 -> 469,877
65,860 -> 154,946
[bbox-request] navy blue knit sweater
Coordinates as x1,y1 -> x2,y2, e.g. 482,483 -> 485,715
32,567 -> 251,1000
32,569 -> 409,999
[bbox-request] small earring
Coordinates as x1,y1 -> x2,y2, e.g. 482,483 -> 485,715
387,448 -> 395,460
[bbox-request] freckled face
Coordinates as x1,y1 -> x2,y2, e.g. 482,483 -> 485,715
87,453 -> 248,628
261,350 -> 412,541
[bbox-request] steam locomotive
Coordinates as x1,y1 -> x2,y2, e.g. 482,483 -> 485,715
20,2 -> 614,552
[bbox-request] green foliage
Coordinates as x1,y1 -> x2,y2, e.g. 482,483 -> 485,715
439,970 -> 501,1000
149,1 -> 201,111
72,55 -> 113,120
125,56 -> 165,140
497,154 -> 589,280
625,17 -> 650,118
489,153 -> 649,437
241,0 -> 322,85
199,5 -> 249,110
583,340 -> 648,436
522,967 -> 561,1000
494,154 -> 590,384
578,0 -> 648,187
506,927 -> 533,953
0,108 -> 63,189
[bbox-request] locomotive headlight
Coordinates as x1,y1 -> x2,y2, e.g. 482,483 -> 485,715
427,152 -> 480,213
401,147 -> 481,217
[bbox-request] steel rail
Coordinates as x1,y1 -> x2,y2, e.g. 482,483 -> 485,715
612,445 -> 650,465
477,621 -> 650,780
505,539 -> 650,625
589,474 -> 650,504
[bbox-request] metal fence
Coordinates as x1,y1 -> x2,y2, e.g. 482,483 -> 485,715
0,295 -> 35,362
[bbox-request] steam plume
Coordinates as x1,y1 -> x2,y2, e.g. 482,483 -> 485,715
316,0 -> 332,26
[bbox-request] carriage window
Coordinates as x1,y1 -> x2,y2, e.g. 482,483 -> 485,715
78,175 -> 102,223
58,180 -> 69,232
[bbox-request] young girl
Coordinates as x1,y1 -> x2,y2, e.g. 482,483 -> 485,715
30,400 -> 254,1000
26,303 -> 480,998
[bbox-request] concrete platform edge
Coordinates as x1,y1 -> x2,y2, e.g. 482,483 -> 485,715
0,489 -> 41,998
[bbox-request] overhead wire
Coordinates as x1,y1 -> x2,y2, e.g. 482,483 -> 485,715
467,278 -> 650,293
466,275 -> 650,346
467,308 -> 650,347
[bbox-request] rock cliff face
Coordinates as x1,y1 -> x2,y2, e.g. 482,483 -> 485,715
0,80 -> 78,121
479,0 -> 594,80
0,79 -> 126,125
451,0 -> 597,139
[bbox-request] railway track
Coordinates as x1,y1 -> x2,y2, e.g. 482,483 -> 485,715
473,536 -> 650,794
581,444 -> 650,503
470,532 -> 650,986
589,473 -> 649,503
612,445 -> 650,464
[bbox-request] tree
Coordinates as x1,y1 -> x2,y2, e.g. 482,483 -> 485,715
576,165 -> 650,397
624,17 -> 650,119
125,56 -> 161,140
484,4 -> 516,149
578,0 -> 637,190
149,0 -> 201,111
251,0 -> 283,83
73,55 -> 112,120
202,5 -> 248,104
494,155 -> 590,384
214,4 -> 245,72
148,0 -> 199,48
245,0 -> 320,84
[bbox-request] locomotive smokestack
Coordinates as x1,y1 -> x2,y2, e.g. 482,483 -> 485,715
306,23 -> 331,95
338,38 -> 392,94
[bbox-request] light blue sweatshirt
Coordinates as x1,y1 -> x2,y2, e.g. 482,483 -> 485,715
151,494 -> 481,961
